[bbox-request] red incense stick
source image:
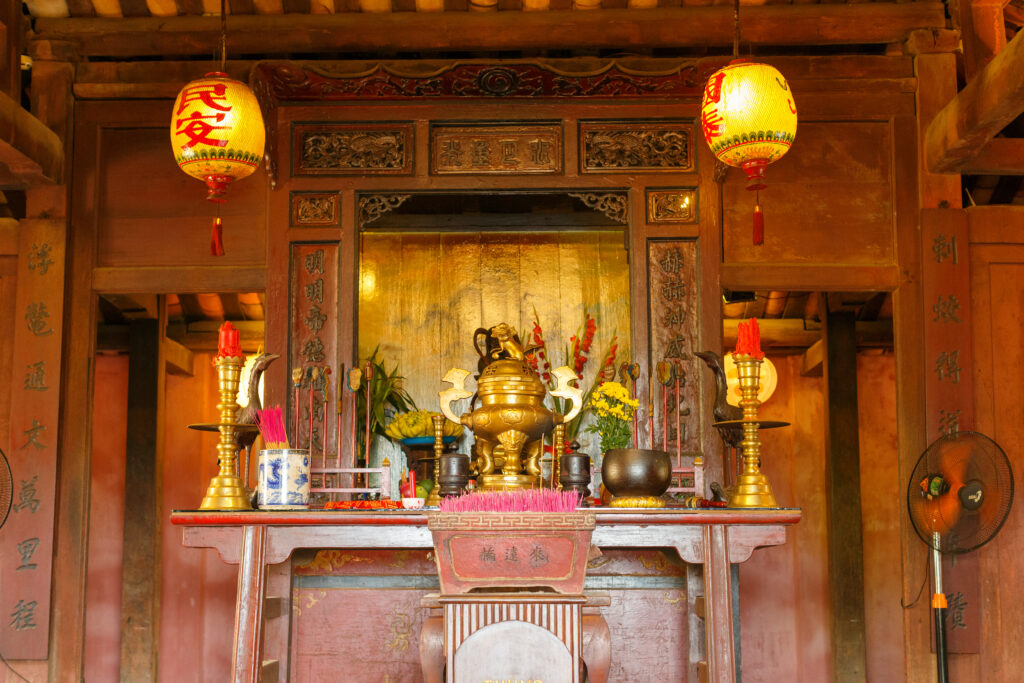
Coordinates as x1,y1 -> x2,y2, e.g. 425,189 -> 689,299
674,363 -> 682,468
291,367 -> 303,448
321,367 -> 331,469
647,371 -> 654,449
363,361 -> 373,482
336,365 -> 345,469
307,367 -> 318,451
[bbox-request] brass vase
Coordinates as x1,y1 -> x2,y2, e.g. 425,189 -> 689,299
601,448 -> 671,508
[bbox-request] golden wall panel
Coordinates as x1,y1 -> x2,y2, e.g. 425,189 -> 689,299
358,231 -> 630,452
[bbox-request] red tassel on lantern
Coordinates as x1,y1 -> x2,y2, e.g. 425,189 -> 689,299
753,201 -> 764,246
211,217 -> 225,257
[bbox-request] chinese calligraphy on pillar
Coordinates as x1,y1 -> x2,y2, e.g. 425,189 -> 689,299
291,244 -> 339,456
647,241 -> 699,452
1,219 -> 66,658
921,209 -> 978,653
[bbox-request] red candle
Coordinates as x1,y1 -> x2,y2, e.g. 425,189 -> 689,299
217,321 -> 242,358
734,318 -> 765,359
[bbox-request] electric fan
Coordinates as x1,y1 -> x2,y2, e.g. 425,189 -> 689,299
907,430 -> 1014,683
0,448 -> 11,531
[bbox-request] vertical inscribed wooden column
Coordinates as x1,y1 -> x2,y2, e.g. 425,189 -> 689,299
921,208 -> 980,655
119,316 -> 166,682
822,301 -> 867,682
647,240 -> 700,454
0,219 -> 66,659
290,244 -> 339,455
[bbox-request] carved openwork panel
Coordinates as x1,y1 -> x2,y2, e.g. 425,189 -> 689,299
255,61 -> 707,101
646,188 -> 698,224
430,123 -> 562,175
292,123 -> 414,176
580,121 -> 694,173
291,192 -> 340,226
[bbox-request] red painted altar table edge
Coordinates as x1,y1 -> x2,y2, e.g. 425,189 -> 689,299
170,508 -> 801,683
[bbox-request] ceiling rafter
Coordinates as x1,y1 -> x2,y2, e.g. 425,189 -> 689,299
925,28 -> 1024,174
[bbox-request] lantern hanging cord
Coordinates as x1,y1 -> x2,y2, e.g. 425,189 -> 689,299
219,0 -> 227,72
732,0 -> 741,59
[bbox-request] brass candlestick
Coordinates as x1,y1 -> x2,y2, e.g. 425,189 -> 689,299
728,354 -> 778,508
427,414 -> 444,506
200,355 -> 253,510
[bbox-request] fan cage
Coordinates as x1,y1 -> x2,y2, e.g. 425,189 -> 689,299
907,431 -> 1014,555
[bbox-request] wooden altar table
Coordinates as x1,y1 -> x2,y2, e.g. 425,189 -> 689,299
171,508 -> 800,683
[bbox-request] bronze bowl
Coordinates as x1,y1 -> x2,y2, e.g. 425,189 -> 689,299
601,448 -> 671,499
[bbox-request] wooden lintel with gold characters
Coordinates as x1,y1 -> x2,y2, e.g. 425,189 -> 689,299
431,123 -> 563,175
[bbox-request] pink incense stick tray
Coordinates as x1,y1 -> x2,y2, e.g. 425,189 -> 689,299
427,512 -> 596,595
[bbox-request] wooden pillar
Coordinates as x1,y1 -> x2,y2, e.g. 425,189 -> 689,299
119,315 -> 166,682
822,299 -> 867,681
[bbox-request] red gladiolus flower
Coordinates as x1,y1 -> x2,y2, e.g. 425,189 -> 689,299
581,315 -> 597,354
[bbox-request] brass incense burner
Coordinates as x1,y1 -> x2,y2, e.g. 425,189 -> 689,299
440,323 -> 582,491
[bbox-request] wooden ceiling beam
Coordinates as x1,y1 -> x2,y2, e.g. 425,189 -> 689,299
722,319 -> 893,351
33,3 -> 946,57
957,138 -> 1024,176
0,91 -> 64,188
925,29 -> 1024,174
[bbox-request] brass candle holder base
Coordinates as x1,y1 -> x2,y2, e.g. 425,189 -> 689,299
728,471 -> 778,508
199,475 -> 253,510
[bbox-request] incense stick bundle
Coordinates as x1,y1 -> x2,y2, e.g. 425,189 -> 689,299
255,405 -> 290,449
439,489 -> 582,513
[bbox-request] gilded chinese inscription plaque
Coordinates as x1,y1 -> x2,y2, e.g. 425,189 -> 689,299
430,124 -> 562,175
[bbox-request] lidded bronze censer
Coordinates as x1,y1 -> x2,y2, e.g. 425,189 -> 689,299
440,323 -> 582,492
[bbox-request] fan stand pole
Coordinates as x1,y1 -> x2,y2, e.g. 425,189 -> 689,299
931,536 -> 949,683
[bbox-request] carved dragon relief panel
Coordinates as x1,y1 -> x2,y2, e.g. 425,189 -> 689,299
292,123 -> 414,176
579,121 -> 694,173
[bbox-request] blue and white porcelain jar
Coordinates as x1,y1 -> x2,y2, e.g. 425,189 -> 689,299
257,448 -> 311,509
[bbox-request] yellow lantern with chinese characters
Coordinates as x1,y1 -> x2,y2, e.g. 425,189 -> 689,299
171,72 -> 264,200
700,61 -> 797,244
171,72 -> 265,254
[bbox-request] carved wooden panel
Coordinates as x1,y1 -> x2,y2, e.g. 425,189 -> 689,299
430,123 -> 562,175
0,219 -> 66,658
290,244 -> 339,456
647,240 -> 701,456
646,188 -> 698,224
292,123 -> 414,176
291,192 -> 340,226
580,120 -> 694,173
255,61 -> 707,102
